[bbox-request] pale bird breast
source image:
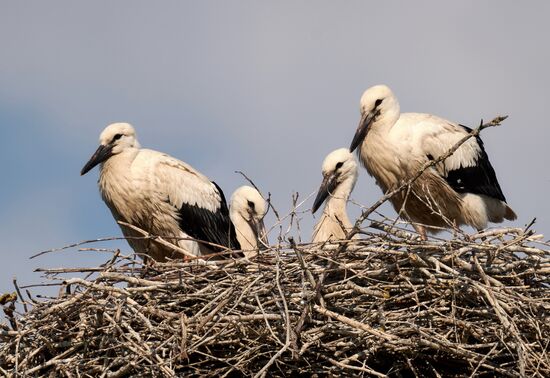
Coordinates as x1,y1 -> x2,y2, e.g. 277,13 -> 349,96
100,166 -> 166,227
361,137 -> 406,192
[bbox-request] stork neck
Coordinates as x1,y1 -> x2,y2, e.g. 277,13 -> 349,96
322,176 -> 355,228
100,148 -> 139,173
98,148 -> 140,200
97,147 -> 141,224
373,100 -> 400,135
230,210 -> 256,251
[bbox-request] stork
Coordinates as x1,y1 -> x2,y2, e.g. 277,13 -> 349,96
312,148 -> 358,243
229,185 -> 268,257
349,85 -> 517,239
81,122 -> 240,261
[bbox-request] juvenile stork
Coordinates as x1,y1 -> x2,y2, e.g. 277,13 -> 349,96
81,122 -> 240,261
349,85 -> 517,239
312,148 -> 358,242
230,186 -> 268,257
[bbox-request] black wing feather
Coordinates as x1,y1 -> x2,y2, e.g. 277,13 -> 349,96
444,125 -> 507,202
176,181 -> 241,253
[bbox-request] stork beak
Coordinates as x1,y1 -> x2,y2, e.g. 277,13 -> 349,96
80,144 -> 114,175
249,218 -> 268,250
349,111 -> 376,152
256,218 -> 268,250
312,173 -> 338,214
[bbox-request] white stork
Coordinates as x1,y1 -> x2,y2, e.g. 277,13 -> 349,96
349,85 -> 517,239
229,186 -> 268,257
81,122 -> 241,261
311,148 -> 358,242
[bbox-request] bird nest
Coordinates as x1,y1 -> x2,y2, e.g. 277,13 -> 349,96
1,222 -> 549,377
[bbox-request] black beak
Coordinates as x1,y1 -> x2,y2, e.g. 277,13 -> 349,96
349,111 -> 376,152
252,218 -> 268,250
80,144 -> 114,175
312,173 -> 338,214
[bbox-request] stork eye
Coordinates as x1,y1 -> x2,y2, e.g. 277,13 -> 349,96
375,99 -> 383,107
112,133 -> 123,142
335,162 -> 344,170
247,200 -> 255,210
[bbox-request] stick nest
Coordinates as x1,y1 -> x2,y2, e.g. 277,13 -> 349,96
1,225 -> 549,377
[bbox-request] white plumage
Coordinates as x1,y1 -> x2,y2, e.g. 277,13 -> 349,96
349,85 -> 516,239
312,148 -> 358,243
81,123 -> 240,261
229,186 -> 268,257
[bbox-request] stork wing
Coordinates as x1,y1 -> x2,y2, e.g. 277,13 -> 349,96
414,115 -> 507,202
155,154 -> 241,251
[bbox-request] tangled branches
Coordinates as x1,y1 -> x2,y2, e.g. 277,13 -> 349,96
1,223 -> 549,377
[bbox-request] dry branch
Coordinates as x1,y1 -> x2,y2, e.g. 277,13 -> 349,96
1,221 -> 549,377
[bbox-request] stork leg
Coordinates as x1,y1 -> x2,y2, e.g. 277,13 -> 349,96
139,255 -> 152,278
413,224 -> 427,241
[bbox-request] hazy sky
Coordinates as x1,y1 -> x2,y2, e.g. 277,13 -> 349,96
1,1 -> 549,298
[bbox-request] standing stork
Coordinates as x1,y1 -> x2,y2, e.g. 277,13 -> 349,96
312,148 -> 358,242
349,85 -> 516,239
229,186 -> 268,257
81,122 -> 240,261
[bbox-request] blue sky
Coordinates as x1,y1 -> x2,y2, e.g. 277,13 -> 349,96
1,1 -> 549,299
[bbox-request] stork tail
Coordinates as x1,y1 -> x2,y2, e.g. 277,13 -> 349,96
504,204 -> 517,221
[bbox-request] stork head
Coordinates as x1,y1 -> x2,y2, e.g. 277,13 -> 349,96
349,85 -> 400,152
230,186 -> 269,249
312,148 -> 358,213
81,123 -> 140,175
